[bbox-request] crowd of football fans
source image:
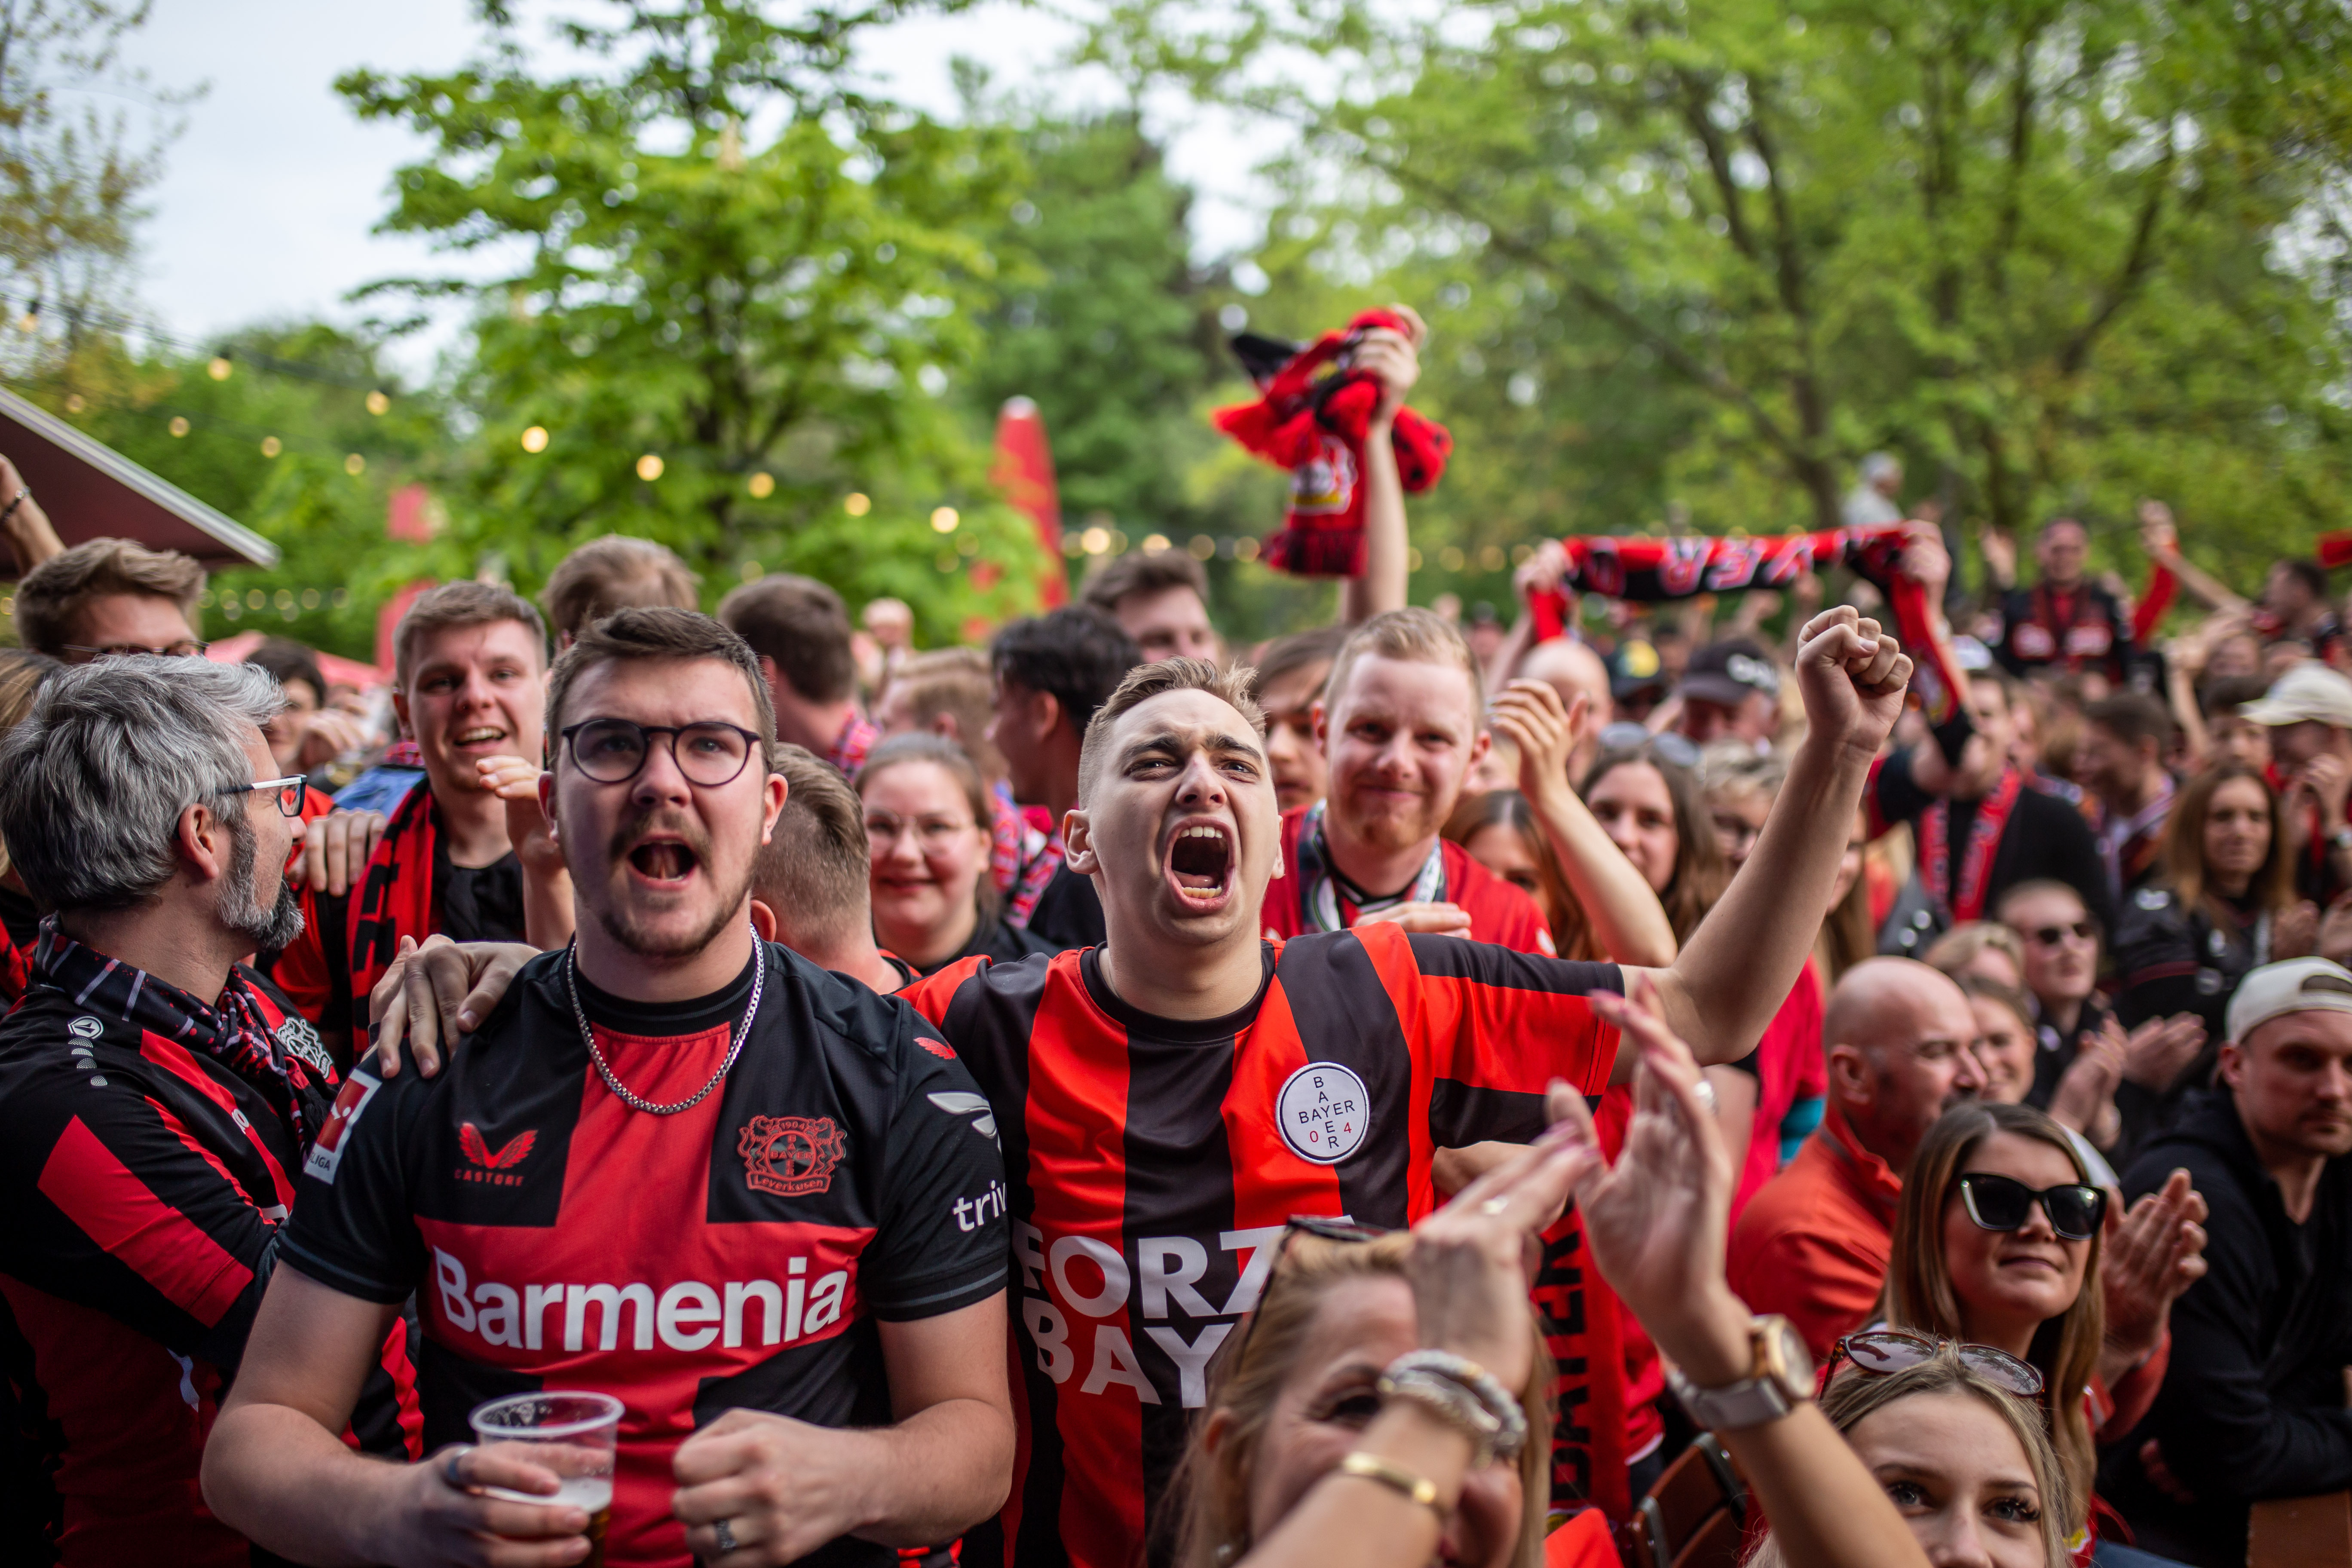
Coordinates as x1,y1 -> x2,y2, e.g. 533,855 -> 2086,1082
0,310 -> 2346,1568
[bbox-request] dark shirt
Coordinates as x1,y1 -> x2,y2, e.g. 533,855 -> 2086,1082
2103,1094 -> 2352,1567
1023,861 -> 1106,952
1992,581 -> 2135,685
909,913 -> 1056,978
1869,750 -> 2117,937
433,841 -> 526,946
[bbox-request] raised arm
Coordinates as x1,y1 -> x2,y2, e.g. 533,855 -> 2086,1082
1339,305 -> 1424,625
2138,500 -> 2248,615
1568,982 -> 1931,1568
1643,608 -> 1910,1066
1491,678 -> 1676,966
0,453 -> 65,576
204,1265 -> 593,1568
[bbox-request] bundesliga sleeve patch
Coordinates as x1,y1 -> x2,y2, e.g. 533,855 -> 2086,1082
1277,1061 -> 1370,1164
304,1069 -> 383,1185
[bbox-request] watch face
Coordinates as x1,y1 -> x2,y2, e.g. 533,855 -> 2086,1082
1770,1319 -> 1813,1385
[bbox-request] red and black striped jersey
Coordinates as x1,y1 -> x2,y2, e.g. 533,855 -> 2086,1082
280,943 -> 1008,1568
0,965 -> 421,1568
901,926 -> 1623,1568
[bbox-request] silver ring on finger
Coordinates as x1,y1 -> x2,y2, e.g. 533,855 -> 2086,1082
441,1444 -> 473,1490
1478,1196 -> 1510,1217
713,1517 -> 740,1556
1692,1078 -> 1719,1116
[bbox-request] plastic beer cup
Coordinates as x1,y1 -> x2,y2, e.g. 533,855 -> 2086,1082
468,1391 -> 622,1565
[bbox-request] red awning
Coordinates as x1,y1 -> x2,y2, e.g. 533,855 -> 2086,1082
0,387 -> 278,577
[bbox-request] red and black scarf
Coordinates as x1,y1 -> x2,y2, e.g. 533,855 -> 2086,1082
1214,309 -> 1453,577
0,923 -> 27,1007
331,782 -> 441,1036
1530,524 -> 1964,722
1920,766 -> 2024,922
34,922 -> 337,1145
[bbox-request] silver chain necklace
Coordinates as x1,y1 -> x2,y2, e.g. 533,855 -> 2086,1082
564,926 -> 765,1115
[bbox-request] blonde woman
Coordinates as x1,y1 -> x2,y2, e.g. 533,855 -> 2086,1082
1878,1102 -> 2208,1564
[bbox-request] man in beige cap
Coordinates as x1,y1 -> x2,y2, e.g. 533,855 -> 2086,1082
2111,956 -> 2352,1564
2244,662 -> 2352,905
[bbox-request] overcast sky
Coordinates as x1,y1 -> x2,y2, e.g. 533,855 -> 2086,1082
110,0 -> 1268,380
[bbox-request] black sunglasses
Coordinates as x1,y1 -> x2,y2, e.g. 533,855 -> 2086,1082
1957,1173 -> 2107,1242
2023,920 -> 2097,948
1825,1328 -> 2044,1399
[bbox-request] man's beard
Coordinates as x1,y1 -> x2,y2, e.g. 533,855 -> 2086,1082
1340,778 -> 1446,854
585,804 -> 753,960
221,818 -> 306,955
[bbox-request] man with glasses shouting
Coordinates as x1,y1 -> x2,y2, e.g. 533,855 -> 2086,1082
0,658 -> 423,1566
204,609 -> 1014,1568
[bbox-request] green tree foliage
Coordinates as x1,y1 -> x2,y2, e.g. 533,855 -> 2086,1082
30,323 -> 447,659
1101,0 -> 2352,601
0,0 -> 196,371
961,97 -> 1222,532
337,0 -> 1048,643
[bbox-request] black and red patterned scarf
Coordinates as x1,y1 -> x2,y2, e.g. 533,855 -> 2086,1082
337,781 -> 441,1035
0,922 -> 28,1006
1530,524 -> 1963,721
32,922 -> 336,1144
1920,766 -> 2024,923
1214,309 -> 1453,576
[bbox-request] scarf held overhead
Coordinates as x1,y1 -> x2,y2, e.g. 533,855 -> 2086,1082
1531,524 -> 1963,722
1213,309 -> 1452,578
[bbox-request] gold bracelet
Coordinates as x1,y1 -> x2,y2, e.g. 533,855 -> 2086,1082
1336,1451 -> 1447,1520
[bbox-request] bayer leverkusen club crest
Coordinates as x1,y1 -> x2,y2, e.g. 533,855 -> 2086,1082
738,1115 -> 848,1197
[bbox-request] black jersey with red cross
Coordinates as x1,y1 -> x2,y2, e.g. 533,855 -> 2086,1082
0,964 -> 422,1568
899,926 -> 1624,1568
279,943 -> 1008,1568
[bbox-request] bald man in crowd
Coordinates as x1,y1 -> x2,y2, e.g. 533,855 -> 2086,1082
1727,957 -> 1988,1359
1515,637 -> 1615,780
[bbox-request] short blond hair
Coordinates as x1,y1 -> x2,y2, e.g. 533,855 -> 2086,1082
1076,657 -> 1264,805
884,647 -> 1002,777
1323,606 -> 1483,720
542,535 -> 700,638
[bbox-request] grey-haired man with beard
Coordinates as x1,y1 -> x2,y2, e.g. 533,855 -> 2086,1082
0,658 -> 424,1566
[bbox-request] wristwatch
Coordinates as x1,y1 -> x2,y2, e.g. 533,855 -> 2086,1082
1664,1315 -> 1813,1432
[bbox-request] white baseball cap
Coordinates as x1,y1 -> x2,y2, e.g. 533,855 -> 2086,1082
2226,957 -> 2352,1043
2240,663 -> 2352,729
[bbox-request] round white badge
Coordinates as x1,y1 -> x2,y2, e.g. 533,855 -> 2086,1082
67,1017 -> 103,1039
1277,1062 -> 1371,1165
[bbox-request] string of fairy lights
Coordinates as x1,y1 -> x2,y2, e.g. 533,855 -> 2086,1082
4,291 -> 1534,611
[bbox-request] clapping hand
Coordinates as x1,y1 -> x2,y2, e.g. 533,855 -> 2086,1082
1490,677 -> 1585,801
1409,1085 -> 1600,1390
2119,1013 -> 2208,1094
2101,1169 -> 2208,1370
